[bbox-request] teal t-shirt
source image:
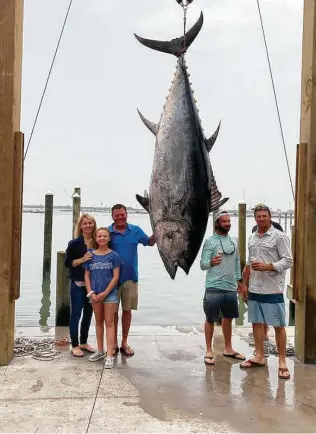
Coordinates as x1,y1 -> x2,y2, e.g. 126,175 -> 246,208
200,234 -> 241,291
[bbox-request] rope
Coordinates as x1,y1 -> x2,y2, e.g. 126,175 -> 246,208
14,337 -> 69,360
256,0 -> 295,200
24,0 -> 74,160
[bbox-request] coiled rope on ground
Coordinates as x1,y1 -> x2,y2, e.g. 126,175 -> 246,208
14,337 -> 69,361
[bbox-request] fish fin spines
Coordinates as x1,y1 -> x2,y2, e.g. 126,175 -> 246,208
206,121 -> 221,152
137,109 -> 159,136
210,197 -> 229,213
136,194 -> 149,213
134,12 -> 203,57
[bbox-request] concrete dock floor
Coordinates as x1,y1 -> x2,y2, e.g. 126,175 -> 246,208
1,325 -> 316,433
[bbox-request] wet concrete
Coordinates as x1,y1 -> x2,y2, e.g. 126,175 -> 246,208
1,325 -> 316,433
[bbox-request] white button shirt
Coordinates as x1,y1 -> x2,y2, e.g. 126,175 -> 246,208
248,225 -> 293,295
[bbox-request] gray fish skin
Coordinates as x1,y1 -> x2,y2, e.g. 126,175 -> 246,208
135,13 -> 228,279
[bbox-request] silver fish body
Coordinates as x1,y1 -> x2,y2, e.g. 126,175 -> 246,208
135,12 -> 228,279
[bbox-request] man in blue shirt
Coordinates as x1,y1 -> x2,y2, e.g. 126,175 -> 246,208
109,204 -> 155,357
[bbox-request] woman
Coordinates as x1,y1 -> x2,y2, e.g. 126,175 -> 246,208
65,213 -> 97,357
84,227 -> 121,368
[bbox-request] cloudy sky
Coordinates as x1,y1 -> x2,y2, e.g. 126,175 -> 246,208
21,0 -> 303,209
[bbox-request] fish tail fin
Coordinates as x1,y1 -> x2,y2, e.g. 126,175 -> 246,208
134,12 -> 203,57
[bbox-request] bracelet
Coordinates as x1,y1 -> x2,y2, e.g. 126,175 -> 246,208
87,291 -> 94,298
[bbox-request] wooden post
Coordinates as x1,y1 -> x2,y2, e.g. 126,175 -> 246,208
294,0 -> 316,363
55,251 -> 70,327
284,212 -> 288,233
0,0 -> 24,366
42,191 -> 53,281
72,185 -> 81,237
279,213 -> 281,225
238,200 -> 247,272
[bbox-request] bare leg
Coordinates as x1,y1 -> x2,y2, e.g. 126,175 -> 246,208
222,317 -> 245,359
121,310 -> 132,348
240,323 -> 265,367
204,320 -> 215,364
104,303 -> 117,358
274,326 -> 290,378
92,302 -> 104,352
263,324 -> 269,340
114,311 -> 119,349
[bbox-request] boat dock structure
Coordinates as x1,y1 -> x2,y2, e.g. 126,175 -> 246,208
1,1 -> 316,432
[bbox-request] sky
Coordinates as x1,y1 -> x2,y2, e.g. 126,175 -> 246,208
21,0 -> 303,210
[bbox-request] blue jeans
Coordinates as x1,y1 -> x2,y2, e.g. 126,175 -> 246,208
70,281 -> 93,347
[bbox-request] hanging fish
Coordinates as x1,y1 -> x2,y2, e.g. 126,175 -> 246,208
135,11 -> 229,279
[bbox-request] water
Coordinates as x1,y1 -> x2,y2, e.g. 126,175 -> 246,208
17,212 -> 291,328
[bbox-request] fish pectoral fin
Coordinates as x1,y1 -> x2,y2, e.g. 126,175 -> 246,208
134,12 -> 203,57
136,194 -> 149,213
205,121 -> 221,152
137,109 -> 159,136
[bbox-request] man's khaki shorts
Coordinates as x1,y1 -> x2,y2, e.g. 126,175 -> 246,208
117,280 -> 138,311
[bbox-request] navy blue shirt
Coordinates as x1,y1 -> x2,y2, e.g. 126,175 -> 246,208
64,235 -> 87,281
108,223 -> 149,284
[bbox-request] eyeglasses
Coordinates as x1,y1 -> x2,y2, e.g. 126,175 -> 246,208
217,235 -> 236,255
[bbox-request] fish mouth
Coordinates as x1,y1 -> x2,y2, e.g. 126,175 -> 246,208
163,260 -> 178,280
162,258 -> 191,280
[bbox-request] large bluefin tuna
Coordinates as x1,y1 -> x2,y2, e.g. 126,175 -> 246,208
134,11 -> 229,279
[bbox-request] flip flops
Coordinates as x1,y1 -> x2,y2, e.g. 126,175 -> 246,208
120,346 -> 135,357
79,344 -> 95,354
204,356 -> 215,366
278,367 -> 290,380
71,347 -> 84,358
223,352 -> 246,361
240,359 -> 266,369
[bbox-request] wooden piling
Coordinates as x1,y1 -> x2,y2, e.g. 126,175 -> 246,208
238,200 -> 247,272
0,0 -> 24,366
42,191 -> 53,281
72,186 -> 81,237
284,212 -> 288,233
295,0 -> 316,363
55,251 -> 70,327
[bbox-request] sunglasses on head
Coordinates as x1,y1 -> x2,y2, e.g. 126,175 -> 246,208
254,204 -> 270,212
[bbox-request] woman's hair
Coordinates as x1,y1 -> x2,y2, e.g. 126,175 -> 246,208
95,227 -> 111,248
74,213 -> 97,241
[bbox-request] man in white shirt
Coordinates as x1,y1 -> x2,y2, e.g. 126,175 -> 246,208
240,204 -> 293,380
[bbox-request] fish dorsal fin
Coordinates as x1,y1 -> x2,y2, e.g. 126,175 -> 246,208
205,121 -> 221,153
137,109 -> 159,136
134,12 -> 204,57
210,197 -> 229,213
136,194 -> 149,213
209,165 -> 229,211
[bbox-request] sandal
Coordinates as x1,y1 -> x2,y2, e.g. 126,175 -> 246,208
106,347 -> 120,357
120,345 -> 135,357
223,352 -> 246,361
204,356 -> 215,366
278,367 -> 290,380
79,344 -> 95,354
240,359 -> 266,369
71,347 -> 84,358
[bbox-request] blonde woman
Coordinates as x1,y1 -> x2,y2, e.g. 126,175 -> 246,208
65,213 -> 97,357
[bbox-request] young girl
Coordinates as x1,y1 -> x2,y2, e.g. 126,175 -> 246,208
84,227 -> 122,368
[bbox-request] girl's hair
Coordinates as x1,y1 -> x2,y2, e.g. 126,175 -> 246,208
74,213 -> 97,241
95,227 -> 111,248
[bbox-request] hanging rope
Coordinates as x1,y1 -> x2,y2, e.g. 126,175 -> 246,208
176,0 -> 193,52
24,0 -> 74,160
256,0 -> 295,200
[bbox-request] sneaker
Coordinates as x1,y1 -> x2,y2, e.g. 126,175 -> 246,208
89,351 -> 106,362
105,356 -> 114,369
